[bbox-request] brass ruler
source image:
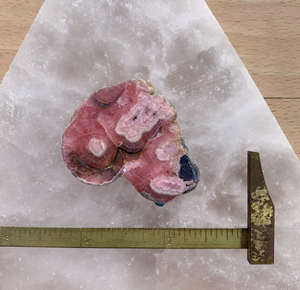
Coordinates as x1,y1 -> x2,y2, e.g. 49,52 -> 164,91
0,151 -> 274,265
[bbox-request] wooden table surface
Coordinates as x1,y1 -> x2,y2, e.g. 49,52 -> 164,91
1,0 -> 299,159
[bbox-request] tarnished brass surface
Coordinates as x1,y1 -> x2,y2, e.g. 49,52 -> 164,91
247,151 -> 275,264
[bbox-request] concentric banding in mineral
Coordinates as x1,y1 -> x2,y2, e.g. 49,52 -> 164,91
91,83 -> 125,105
62,118 -> 121,185
88,138 -> 107,158
115,93 -> 176,143
150,175 -> 186,196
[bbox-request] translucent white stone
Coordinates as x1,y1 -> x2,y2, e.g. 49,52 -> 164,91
1,0 -> 300,289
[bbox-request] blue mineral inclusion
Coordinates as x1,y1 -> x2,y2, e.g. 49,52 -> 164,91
179,154 -> 200,194
179,155 -> 195,181
154,154 -> 200,206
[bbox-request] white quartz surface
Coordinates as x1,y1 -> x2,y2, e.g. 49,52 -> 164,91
1,0 -> 300,289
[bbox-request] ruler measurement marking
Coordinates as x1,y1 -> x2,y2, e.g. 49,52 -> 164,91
80,228 -> 82,247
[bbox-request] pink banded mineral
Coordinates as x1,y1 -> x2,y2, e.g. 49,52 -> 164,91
61,80 -> 199,205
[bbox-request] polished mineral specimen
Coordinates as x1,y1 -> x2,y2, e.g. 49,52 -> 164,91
61,79 -> 199,205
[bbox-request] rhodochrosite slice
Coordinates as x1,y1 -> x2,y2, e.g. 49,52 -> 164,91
61,79 -> 199,205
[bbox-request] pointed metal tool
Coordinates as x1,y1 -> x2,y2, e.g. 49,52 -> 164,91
0,151 -> 274,265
